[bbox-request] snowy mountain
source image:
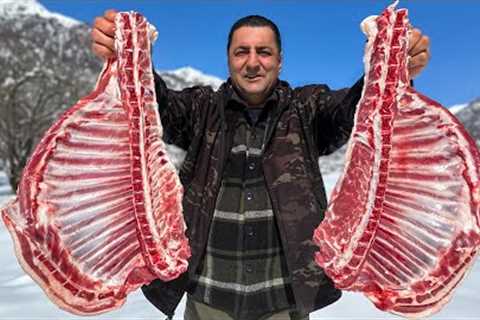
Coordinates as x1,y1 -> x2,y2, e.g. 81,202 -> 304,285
0,0 -> 102,185
0,0 -> 222,177
0,0 -> 102,97
160,66 -> 223,91
0,0 -> 221,91
0,0 -> 81,28
449,102 -> 469,114
454,98 -> 480,146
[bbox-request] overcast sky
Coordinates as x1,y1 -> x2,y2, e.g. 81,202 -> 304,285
41,0 -> 480,106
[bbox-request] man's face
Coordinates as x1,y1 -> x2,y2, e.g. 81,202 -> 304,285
228,26 -> 282,106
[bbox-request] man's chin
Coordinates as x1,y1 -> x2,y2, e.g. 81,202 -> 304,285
241,83 -> 267,95
233,81 -> 272,104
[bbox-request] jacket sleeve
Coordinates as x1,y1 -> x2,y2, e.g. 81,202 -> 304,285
153,71 -> 213,150
308,77 -> 364,156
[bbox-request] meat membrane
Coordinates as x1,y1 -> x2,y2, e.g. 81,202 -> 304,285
1,12 -> 190,315
313,2 -> 480,318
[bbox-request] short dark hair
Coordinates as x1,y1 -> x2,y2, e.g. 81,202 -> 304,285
227,15 -> 282,53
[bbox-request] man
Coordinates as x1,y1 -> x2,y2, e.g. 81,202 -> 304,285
91,9 -> 430,320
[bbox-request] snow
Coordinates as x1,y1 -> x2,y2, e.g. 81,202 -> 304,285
0,171 -> 12,199
0,168 -> 479,319
449,103 -> 469,115
0,0 -> 81,28
170,66 -> 223,89
161,66 -> 224,90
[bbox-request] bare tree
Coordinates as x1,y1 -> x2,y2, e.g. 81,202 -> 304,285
0,70 -> 73,189
0,16 -> 101,190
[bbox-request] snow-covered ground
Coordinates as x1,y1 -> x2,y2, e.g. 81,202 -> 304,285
0,170 -> 479,319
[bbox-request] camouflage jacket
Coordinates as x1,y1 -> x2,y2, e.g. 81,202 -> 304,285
142,74 -> 364,317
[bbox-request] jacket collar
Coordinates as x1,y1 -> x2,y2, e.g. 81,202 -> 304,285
217,78 -> 292,151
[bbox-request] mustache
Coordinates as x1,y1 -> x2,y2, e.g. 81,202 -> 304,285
244,66 -> 262,77
244,72 -> 263,77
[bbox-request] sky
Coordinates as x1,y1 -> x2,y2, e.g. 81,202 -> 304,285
39,0 -> 480,106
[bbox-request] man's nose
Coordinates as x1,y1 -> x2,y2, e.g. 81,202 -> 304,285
246,52 -> 260,68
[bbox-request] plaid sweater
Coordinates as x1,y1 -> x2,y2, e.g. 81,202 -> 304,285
187,93 -> 296,319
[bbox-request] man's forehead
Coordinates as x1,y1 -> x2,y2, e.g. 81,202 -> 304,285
230,26 -> 277,48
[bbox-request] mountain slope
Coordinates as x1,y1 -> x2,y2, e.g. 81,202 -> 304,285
160,66 -> 223,91
454,98 -> 480,146
0,0 -> 222,176
0,0 -> 81,27
0,0 -> 222,91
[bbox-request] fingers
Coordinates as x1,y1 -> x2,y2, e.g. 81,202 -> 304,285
407,28 -> 421,54
91,41 -> 115,60
104,9 -> 117,22
94,17 -> 115,37
408,51 -> 430,69
408,65 -> 424,79
408,28 -> 430,57
91,27 -> 115,49
407,27 -> 431,79
408,50 -> 430,79
91,9 -> 117,60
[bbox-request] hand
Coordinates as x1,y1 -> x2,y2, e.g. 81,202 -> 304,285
91,9 -> 117,60
407,28 -> 430,79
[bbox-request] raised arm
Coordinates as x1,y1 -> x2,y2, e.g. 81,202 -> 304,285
90,10 -> 213,150
152,72 -> 213,149
306,26 -> 430,156
91,9 -> 117,59
298,79 -> 364,157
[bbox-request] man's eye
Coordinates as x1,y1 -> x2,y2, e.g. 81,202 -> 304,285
259,51 -> 272,56
235,50 -> 248,56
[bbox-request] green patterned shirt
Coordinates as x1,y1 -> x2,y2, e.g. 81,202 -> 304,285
187,93 -> 296,320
